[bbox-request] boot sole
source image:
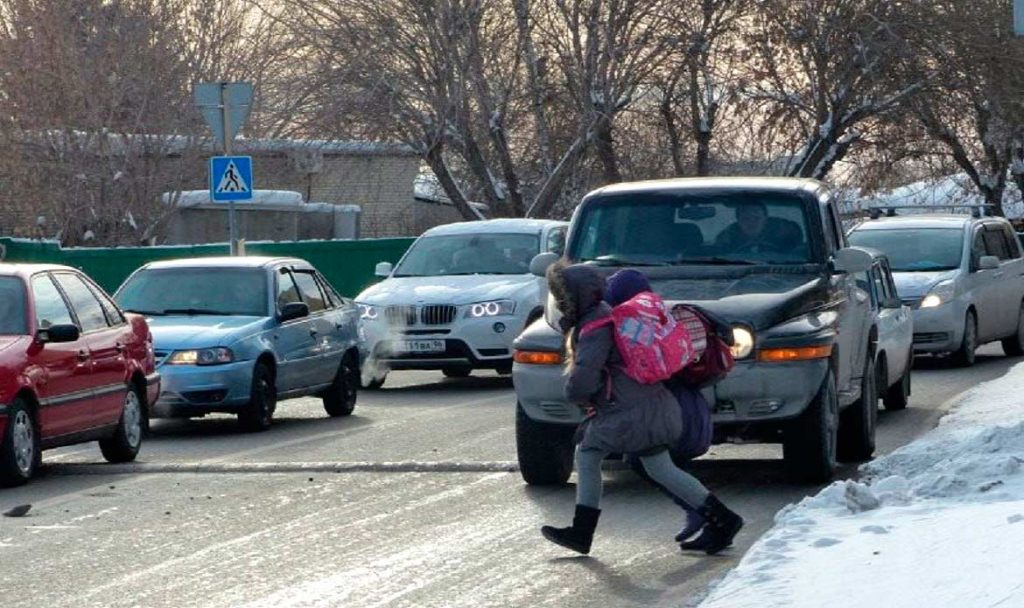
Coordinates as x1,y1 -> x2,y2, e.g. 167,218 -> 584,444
541,527 -> 591,555
703,519 -> 743,556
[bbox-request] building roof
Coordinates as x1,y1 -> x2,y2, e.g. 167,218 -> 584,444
421,218 -> 568,237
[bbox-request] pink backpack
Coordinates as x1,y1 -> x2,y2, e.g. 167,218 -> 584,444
580,291 -> 696,384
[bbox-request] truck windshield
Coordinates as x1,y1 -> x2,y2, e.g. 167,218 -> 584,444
848,228 -> 963,272
568,192 -> 814,266
394,233 -> 540,277
117,268 -> 269,317
0,277 -> 28,335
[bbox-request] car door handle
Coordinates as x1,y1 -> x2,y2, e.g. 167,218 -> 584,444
77,349 -> 91,361
115,342 -> 126,353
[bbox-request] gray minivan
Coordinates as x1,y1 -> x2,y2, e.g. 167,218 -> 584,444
848,213 -> 1024,366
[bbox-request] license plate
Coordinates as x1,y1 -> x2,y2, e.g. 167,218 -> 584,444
392,340 -> 446,354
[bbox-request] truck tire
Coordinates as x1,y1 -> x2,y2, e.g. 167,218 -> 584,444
837,353 -> 877,462
783,371 -> 839,484
516,403 -> 575,486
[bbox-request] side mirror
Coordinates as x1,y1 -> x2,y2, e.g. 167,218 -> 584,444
530,252 -> 560,277
833,247 -> 873,274
278,301 -> 310,323
375,262 -> 393,278
978,255 -> 1000,271
38,324 -> 80,344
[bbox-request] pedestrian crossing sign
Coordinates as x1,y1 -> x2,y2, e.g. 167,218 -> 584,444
209,156 -> 253,202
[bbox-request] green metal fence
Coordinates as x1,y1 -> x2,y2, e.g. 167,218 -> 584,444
0,237 -> 414,298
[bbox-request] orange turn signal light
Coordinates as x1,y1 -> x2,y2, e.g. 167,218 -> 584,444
513,350 -> 564,365
757,345 -> 833,363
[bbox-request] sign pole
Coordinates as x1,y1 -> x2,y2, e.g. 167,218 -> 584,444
220,83 -> 238,256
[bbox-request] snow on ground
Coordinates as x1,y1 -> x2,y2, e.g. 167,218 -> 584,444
697,363 -> 1024,608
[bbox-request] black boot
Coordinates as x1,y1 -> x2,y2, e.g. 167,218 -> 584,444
674,505 -> 706,543
680,495 -> 742,555
541,505 -> 601,554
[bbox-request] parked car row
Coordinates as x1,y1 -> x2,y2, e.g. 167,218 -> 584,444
0,256 -> 361,486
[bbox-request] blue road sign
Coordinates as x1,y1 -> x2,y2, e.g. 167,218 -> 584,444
209,156 -> 253,202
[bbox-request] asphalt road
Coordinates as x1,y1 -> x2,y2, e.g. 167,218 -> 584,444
0,345 -> 1017,608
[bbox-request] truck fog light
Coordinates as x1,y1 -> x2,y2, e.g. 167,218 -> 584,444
493,322 -> 506,334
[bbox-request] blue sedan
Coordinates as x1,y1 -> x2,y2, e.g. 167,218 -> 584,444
115,257 -> 360,431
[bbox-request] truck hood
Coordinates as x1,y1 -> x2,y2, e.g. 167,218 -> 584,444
145,315 -> 271,351
891,270 -> 958,299
356,274 -> 538,306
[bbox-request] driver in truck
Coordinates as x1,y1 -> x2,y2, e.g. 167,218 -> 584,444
715,202 -> 802,254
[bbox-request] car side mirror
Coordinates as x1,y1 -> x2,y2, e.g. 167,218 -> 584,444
832,247 -> 873,274
375,262 -> 393,278
278,302 -> 309,323
38,324 -> 80,344
530,252 -> 560,277
978,255 -> 1000,271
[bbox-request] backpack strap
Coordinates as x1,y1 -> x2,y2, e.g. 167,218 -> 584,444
579,316 -> 613,337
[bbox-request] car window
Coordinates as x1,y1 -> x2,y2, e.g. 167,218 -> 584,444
32,275 -> 74,330
394,233 -> 540,277
117,267 -> 269,317
883,262 -> 900,306
53,273 -> 109,333
546,227 -> 567,256
982,227 -> 1011,260
1001,225 -> 1022,259
85,279 -> 125,326
315,272 -> 345,307
277,269 -> 302,309
292,270 -> 327,313
971,230 -> 986,268
0,277 -> 29,335
854,270 -> 877,308
872,266 -> 887,309
849,227 -> 963,272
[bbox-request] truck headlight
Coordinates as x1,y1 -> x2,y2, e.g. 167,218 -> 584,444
920,279 -> 956,309
166,347 -> 234,366
466,300 -> 516,318
730,326 -> 754,359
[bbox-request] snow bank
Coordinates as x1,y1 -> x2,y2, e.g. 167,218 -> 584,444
697,363 -> 1024,608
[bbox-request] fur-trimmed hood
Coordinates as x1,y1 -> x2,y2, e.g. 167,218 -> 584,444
546,262 -> 606,332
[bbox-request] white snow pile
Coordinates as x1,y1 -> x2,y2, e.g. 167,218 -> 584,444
697,363 -> 1024,608
860,173 -> 1024,218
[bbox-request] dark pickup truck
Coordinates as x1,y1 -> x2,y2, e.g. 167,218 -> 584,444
513,177 -> 879,483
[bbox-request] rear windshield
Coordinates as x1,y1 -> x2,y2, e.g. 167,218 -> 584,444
848,228 -> 963,272
0,277 -> 28,335
116,268 -> 268,317
568,192 -> 815,266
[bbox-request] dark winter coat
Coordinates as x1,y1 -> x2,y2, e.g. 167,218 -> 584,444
547,263 -> 683,455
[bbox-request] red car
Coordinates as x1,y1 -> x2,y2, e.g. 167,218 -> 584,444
0,264 -> 159,486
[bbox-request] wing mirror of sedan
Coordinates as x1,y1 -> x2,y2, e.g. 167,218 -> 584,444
38,324 -> 80,344
278,302 -> 310,323
530,252 -> 560,277
978,255 -> 1000,271
832,247 -> 873,274
375,262 -> 393,278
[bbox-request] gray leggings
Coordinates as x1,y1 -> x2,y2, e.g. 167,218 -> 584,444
575,446 -> 710,509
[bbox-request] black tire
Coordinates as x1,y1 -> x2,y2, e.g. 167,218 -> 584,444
516,403 -> 575,486
1002,302 -> 1024,357
837,353 -> 878,462
783,371 -> 839,484
883,351 -> 912,411
239,362 -> 276,432
442,367 -> 472,379
0,398 -> 39,487
951,311 -> 977,367
99,384 -> 145,463
323,354 -> 359,417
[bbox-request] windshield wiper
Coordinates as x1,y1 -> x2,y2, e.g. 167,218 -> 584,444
161,308 -> 234,316
670,257 -> 763,266
581,257 -> 669,267
123,308 -> 166,316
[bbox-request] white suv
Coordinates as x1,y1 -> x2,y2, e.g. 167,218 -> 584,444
355,219 -> 568,387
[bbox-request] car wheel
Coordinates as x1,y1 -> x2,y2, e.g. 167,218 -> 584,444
323,354 -> 359,417
883,350 -> 912,411
783,371 -> 838,484
1001,302 -> 1024,357
0,398 -> 39,487
239,362 -> 276,432
837,352 -> 878,463
99,384 -> 145,463
515,403 -> 574,486
951,311 -> 977,367
442,367 -> 472,379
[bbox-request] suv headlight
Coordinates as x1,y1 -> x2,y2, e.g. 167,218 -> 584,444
920,279 -> 956,309
166,347 -> 234,366
357,303 -> 379,320
466,300 -> 516,318
730,326 -> 754,359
